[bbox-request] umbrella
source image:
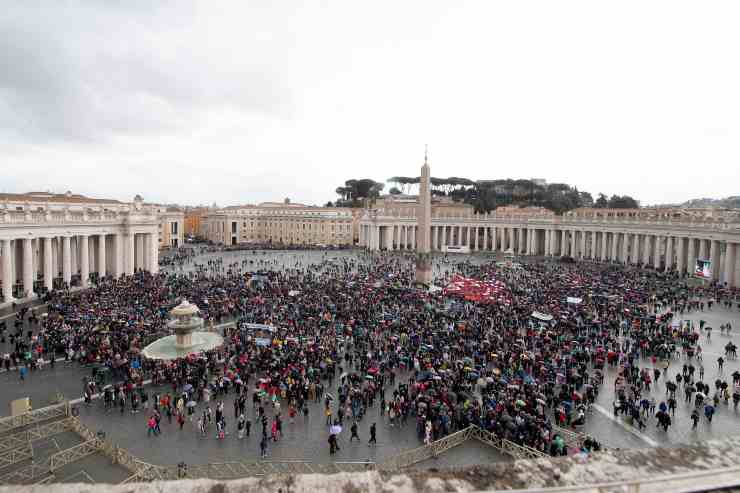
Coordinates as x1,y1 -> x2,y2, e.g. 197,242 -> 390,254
329,424 -> 343,435
186,401 -> 197,408
183,384 -> 194,392
365,375 -> 374,381
222,376 -> 231,383
340,372 -> 348,379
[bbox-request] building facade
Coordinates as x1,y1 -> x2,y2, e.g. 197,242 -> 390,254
183,207 -> 207,238
152,206 -> 185,248
0,192 -> 160,304
359,204 -> 740,287
202,201 -> 354,246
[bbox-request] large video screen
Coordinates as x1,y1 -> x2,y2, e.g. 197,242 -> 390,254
694,258 -> 712,279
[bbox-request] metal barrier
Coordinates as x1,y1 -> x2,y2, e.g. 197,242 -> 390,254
49,439 -> 101,472
377,427 -> 473,471
551,425 -> 586,450
0,402 -> 69,435
469,426 -> 546,460
0,418 -> 75,453
0,462 -> 50,484
0,441 -> 33,471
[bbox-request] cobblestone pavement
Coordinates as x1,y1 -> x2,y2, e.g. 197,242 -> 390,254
74,369 -> 474,467
2,249 -> 740,470
582,303 -> 740,450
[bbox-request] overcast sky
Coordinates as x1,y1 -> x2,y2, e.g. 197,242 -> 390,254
2,1 -> 738,207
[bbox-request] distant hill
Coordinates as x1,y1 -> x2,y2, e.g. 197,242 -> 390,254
679,196 -> 740,209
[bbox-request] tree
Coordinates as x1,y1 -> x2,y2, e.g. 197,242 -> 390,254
594,193 -> 608,208
579,191 -> 594,208
608,195 -> 640,209
389,187 -> 402,195
325,201 -> 334,207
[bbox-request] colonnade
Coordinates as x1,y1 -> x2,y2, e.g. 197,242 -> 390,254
358,221 -> 740,287
0,231 -> 159,302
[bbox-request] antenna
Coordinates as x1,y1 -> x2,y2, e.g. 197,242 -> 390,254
424,144 -> 428,166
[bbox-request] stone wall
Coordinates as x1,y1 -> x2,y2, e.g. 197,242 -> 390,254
6,436 -> 740,493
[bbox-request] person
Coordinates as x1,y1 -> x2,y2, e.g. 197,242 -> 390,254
328,433 -> 338,454
350,421 -> 360,442
177,411 -> 185,430
369,422 -> 377,446
717,356 -> 724,373
237,414 -> 246,439
704,404 -> 715,423
260,435 -> 268,458
147,416 -> 157,437
691,409 -> 700,429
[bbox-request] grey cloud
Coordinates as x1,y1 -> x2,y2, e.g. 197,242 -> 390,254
0,2 -> 292,143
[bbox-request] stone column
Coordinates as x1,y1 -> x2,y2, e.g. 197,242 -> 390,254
98,234 -> 107,278
143,234 -> 151,271
135,233 -> 144,269
123,233 -> 134,275
482,227 -> 488,252
653,236 -> 661,269
150,232 -> 160,273
570,229 -> 578,258
710,240 -> 721,281
630,233 -> 639,264
62,236 -> 72,287
43,237 -> 53,292
611,233 -> 618,261
1,239 -> 13,302
640,235 -> 649,266
111,234 -> 120,276
664,237 -> 673,272
542,230 -> 548,256
724,242 -> 736,287
528,228 -> 534,255
699,239 -> 708,261
687,238 -> 696,275
621,233 -> 630,263
79,235 -> 89,288
22,238 -> 34,298
578,231 -> 585,259
599,232 -> 606,261
559,230 -> 566,256
411,226 -> 416,251
676,237 -> 685,274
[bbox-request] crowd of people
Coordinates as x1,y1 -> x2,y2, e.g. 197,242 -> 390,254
2,246 -> 739,460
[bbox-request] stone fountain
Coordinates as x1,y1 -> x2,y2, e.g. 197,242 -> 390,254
142,299 -> 223,360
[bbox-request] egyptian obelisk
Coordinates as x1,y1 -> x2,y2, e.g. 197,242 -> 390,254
415,148 -> 433,285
